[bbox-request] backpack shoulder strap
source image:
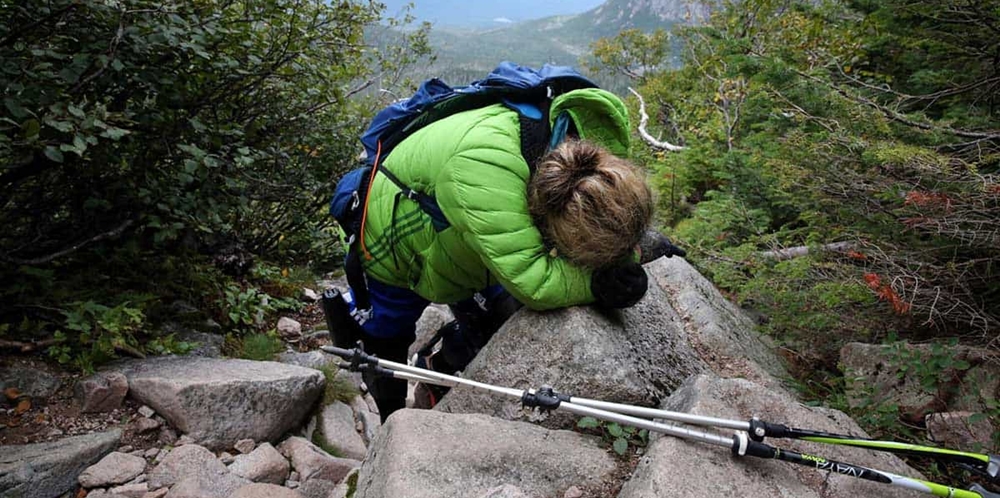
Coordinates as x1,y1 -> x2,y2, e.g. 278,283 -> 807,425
503,99 -> 551,173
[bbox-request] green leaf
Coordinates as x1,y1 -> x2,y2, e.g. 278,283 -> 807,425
607,423 -> 625,438
22,119 -> 40,138
576,416 -> 600,429
4,98 -> 29,119
100,127 -> 129,140
613,437 -> 628,455
111,59 -> 124,71
44,146 -> 65,163
68,105 -> 85,118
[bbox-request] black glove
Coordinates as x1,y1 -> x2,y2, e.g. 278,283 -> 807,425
639,230 -> 686,264
591,262 -> 648,308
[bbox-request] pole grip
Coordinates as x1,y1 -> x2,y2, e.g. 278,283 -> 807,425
320,345 -> 354,360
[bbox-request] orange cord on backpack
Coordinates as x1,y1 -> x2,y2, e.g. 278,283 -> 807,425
358,140 -> 382,261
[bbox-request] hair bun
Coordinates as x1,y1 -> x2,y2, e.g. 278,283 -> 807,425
527,140 -> 653,269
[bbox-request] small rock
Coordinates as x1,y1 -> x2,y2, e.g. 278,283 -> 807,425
157,427 -> 178,446
130,417 -> 161,434
131,474 -> 147,484
148,445 -> 229,489
138,406 -> 156,418
235,438 -> 256,454
301,288 -> 320,302
231,483 -> 303,498
316,402 -> 367,460
564,486 -> 584,498
277,317 -> 302,340
119,445 -> 135,453
79,452 -> 146,488
285,481 -> 299,489
76,372 -> 129,413
88,491 -> 112,498
108,482 -> 148,498
228,443 -> 290,484
131,449 -> 147,457
166,473 -> 250,498
277,437 -> 359,483
144,448 -> 159,458
220,451 -> 235,464
296,479 -> 336,498
176,434 -> 196,446
154,449 -> 167,463
141,488 -> 168,498
288,472 -> 299,482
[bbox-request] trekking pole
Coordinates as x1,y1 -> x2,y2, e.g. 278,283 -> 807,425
322,345 -> 999,498
546,393 -> 1000,483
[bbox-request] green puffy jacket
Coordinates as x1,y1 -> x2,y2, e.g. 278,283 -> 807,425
358,88 -> 631,310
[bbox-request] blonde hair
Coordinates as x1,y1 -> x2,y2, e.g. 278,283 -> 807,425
528,140 -> 653,269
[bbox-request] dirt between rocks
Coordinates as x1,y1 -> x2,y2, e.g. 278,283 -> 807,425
0,356 -> 156,451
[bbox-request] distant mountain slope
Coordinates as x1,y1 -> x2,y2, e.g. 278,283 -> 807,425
379,0 -> 606,27
385,1 -> 713,91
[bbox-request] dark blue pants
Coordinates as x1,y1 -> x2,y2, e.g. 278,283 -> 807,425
346,279 -> 516,421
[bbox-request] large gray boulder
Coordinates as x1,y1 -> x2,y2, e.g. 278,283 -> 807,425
618,374 -> 924,498
840,342 -> 1000,423
119,357 -> 324,449
354,409 -> 617,498
645,257 -> 786,387
0,429 -> 121,498
436,276 -> 706,428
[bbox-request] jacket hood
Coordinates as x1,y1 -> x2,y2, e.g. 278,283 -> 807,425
550,88 -> 631,156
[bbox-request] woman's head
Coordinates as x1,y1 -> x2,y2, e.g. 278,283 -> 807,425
528,140 -> 653,269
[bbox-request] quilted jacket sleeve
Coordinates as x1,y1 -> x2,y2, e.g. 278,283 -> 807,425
435,144 -> 594,310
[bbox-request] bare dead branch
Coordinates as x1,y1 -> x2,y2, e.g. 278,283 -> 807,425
0,338 -> 60,353
0,219 -> 135,266
628,88 -> 685,151
757,241 -> 856,261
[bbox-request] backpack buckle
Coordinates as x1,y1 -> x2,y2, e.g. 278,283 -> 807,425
350,191 -> 360,210
404,189 -> 419,201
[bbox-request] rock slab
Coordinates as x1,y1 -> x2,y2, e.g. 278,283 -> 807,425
645,257 -> 786,387
0,429 -> 121,498
120,357 -> 324,450
78,451 -> 147,488
437,275 -> 706,428
353,409 -> 617,498
618,374 -> 925,498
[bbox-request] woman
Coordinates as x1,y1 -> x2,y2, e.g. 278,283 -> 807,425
333,87 -> 674,421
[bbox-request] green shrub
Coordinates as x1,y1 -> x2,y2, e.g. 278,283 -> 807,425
236,333 -> 285,361
318,364 -> 360,406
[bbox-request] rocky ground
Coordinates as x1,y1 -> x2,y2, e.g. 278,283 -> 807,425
3,259 -> 997,498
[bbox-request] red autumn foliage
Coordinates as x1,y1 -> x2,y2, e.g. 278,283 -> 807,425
903,190 -> 953,211
847,250 -> 867,261
863,272 -> 911,315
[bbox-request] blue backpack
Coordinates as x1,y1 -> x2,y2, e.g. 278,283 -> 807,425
329,62 -> 597,316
